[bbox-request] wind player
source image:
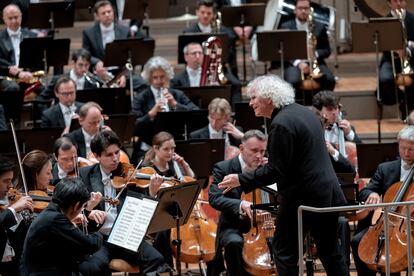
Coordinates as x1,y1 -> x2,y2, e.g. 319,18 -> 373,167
0,155 -> 33,276
209,129 -> 267,276
79,130 -> 170,274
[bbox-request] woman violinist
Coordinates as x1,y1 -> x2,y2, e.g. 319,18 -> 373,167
0,155 -> 33,276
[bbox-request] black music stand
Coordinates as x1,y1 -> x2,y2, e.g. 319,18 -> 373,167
27,1 -> 75,32
154,110 -> 209,141
234,102 -> 270,134
256,30 -> 307,79
219,3 -> 266,82
147,180 -> 203,275
178,33 -> 229,64
179,86 -> 231,109
19,38 -> 70,73
105,114 -> 137,144
351,19 -> 402,142
75,88 -> 130,115
356,143 -> 399,178
0,90 -> 25,124
104,38 -> 155,102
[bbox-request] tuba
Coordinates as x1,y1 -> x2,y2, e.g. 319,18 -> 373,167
301,7 -> 323,91
200,36 -> 228,86
392,8 -> 413,87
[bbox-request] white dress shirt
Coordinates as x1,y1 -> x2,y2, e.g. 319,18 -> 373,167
100,22 -> 115,48
59,102 -> 77,128
69,69 -> 86,90
198,23 -> 212,33
7,28 -> 22,66
186,66 -> 201,87
99,167 -> 118,235
400,160 -> 413,182
81,128 -> 95,157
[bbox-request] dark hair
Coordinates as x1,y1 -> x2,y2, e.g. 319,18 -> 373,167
71,48 -> 91,63
144,131 -> 174,163
18,150 -> 50,191
0,155 -> 15,177
312,90 -> 340,111
295,0 -> 311,6
53,137 -> 77,157
90,130 -> 121,156
78,101 -> 102,119
52,177 -> 89,209
54,76 -> 76,94
196,0 -> 215,10
242,129 -> 267,144
94,0 -> 113,14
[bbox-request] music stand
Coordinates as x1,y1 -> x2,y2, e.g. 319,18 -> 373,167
179,85 -> 231,109
105,114 -> 137,144
234,102 -> 270,134
27,1 -> 75,31
0,90 -> 25,124
104,38 -> 155,103
351,19 -> 403,142
147,180 -> 203,275
178,33 -> 229,64
75,88 -> 130,115
19,38 -> 70,73
219,3 -> 266,82
256,30 -> 307,78
356,143 -> 399,178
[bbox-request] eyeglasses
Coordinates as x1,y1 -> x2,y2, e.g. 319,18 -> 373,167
296,6 -> 310,11
186,51 -> 203,56
58,91 -> 75,97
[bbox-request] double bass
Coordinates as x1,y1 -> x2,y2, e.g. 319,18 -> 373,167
358,166 -> 414,273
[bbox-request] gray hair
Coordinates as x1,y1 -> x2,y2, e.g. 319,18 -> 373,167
141,56 -> 174,81
398,126 -> 414,141
183,42 -> 202,54
242,129 -> 267,144
247,74 -> 295,109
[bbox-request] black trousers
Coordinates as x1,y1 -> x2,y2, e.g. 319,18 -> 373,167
219,228 -> 251,276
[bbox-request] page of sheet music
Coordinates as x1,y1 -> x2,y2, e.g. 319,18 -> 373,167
107,196 -> 158,252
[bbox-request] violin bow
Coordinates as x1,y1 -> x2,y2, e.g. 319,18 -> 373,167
10,120 -> 29,195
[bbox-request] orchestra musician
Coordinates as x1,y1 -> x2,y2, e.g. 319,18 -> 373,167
65,101 -> 109,159
51,137 -> 79,185
209,129 -> 267,276
131,56 -> 199,161
218,75 -> 348,275
279,0 -> 335,93
40,76 -> 84,132
183,0 -> 239,78
107,0 -> 142,37
0,4 -> 37,92
350,125 -> 414,276
20,178 -> 110,276
170,42 -> 242,105
78,130 -> 170,275
379,0 -> 414,115
0,155 -> 33,276
16,150 -> 52,193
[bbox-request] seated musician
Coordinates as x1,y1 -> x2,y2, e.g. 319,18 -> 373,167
350,125 -> 414,276
51,137 -> 79,185
279,0 -> 335,94
21,178 -> 110,276
131,56 -> 199,160
79,130 -> 169,274
40,76 -> 84,131
170,42 -> 242,105
184,0 -> 238,78
0,155 -> 33,276
0,4 -> 37,93
65,101 -> 109,159
209,129 -> 267,275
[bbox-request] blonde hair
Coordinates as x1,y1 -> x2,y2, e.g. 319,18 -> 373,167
208,98 -> 232,116
144,131 -> 174,163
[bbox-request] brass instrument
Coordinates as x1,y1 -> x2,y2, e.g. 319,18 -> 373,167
1,70 -> 45,84
104,63 -> 133,88
392,8 -> 413,87
212,11 -> 222,34
200,36 -> 228,86
301,7 -> 323,91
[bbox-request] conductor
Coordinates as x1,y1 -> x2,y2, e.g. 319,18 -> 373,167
218,74 -> 348,275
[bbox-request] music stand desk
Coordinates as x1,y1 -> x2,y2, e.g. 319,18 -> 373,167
104,38 -> 155,67
179,85 -> 231,109
27,1 -> 75,29
75,88 -> 130,115
357,143 -> 399,178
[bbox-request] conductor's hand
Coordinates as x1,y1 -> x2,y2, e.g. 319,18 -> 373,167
240,200 -> 253,219
218,174 -> 240,193
298,62 -> 310,74
223,122 -> 244,140
365,192 -> 381,205
11,196 -> 33,213
88,210 -> 107,225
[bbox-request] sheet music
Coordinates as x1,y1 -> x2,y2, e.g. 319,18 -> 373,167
107,196 -> 158,252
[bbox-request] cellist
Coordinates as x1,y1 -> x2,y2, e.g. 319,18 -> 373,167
209,129 -> 267,275
350,125 -> 414,276
0,155 -> 33,276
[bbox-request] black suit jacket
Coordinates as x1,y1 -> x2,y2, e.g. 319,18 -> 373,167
40,101 -> 83,128
64,128 -> 87,158
239,103 -> 347,208
82,22 -> 131,66
189,125 -> 242,147
280,19 -> 331,64
21,202 -> 103,275
0,209 -> 17,259
170,70 -> 191,88
0,28 -> 37,69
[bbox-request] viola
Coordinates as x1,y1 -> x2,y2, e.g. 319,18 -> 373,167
7,188 -> 51,213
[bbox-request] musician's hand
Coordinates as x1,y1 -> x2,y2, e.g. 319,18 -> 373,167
365,192 -> 381,205
71,213 -> 88,225
163,89 -> 177,109
95,61 -> 107,79
86,192 -> 103,211
117,75 -> 127,88
18,71 -> 33,82
8,66 -> 20,76
149,174 -> 163,197
338,119 -> 352,135
223,122 -> 244,140
326,141 -> 336,156
218,174 -> 240,193
240,200 -> 253,219
260,157 -> 268,166
148,102 -> 164,119
88,210 -> 106,225
298,62 -> 310,74
11,196 -> 33,212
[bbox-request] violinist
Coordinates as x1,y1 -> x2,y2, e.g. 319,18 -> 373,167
209,129 -> 267,276
51,137 -> 79,185
79,130 -> 170,275
0,155 -> 33,276
350,125 -> 414,276
20,178 -> 110,275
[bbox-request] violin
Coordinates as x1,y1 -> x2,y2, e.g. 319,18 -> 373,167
7,188 -> 51,213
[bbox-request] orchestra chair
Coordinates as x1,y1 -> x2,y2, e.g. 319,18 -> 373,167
109,258 -> 140,275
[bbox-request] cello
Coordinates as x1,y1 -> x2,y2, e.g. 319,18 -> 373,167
358,166 -> 414,273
